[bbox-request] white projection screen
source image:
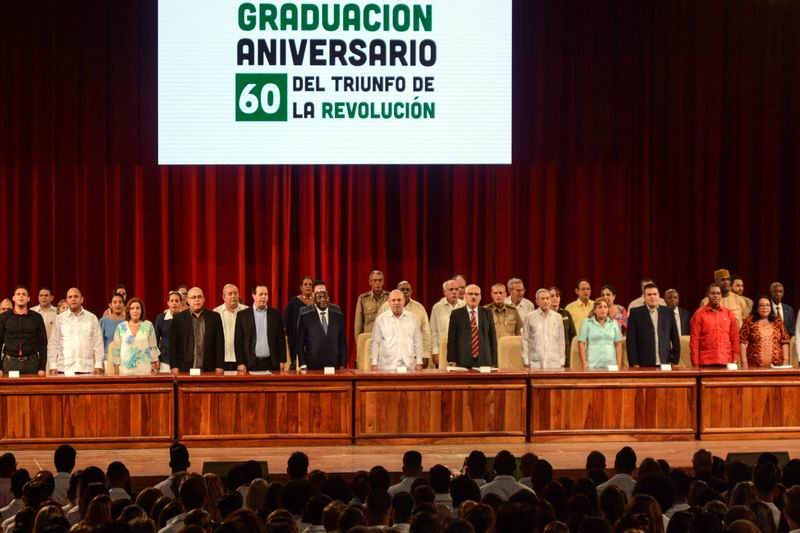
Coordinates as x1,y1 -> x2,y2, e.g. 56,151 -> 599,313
158,0 -> 512,164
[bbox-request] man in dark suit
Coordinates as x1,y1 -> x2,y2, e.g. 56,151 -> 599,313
169,287 -> 224,373
295,282 -> 347,369
627,284 -> 680,367
234,284 -> 286,372
665,289 -> 691,338
447,284 -> 497,368
770,282 -> 796,335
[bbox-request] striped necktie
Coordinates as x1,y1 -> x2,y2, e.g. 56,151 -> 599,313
470,309 -> 479,359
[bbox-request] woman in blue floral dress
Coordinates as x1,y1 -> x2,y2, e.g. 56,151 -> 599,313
110,298 -> 160,375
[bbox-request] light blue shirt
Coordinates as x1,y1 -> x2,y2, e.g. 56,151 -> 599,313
577,317 -> 622,368
254,307 -> 270,359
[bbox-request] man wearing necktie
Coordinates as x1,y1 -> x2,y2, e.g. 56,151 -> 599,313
295,282 -> 348,370
769,282 -> 796,336
447,284 -> 498,368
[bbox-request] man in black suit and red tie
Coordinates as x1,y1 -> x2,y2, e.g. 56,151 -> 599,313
234,284 -> 286,372
295,281 -> 348,369
447,284 -> 498,368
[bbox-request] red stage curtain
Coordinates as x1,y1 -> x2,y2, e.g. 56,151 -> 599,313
2,1 -> 800,363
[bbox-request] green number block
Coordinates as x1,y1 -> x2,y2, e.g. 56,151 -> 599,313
235,73 -> 288,122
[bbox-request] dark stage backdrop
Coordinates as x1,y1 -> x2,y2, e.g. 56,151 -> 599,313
2,1 -> 800,362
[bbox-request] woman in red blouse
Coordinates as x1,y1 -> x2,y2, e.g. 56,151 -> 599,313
739,296 -> 790,368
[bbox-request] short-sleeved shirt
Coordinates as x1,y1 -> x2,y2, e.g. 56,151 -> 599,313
577,317 -> 622,368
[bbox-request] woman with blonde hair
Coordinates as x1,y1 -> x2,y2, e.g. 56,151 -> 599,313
80,494 -> 113,529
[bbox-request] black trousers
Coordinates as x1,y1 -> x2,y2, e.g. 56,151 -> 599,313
2,354 -> 41,374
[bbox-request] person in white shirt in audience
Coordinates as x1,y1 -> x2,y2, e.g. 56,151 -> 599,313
429,280 -> 465,367
784,485 -> 800,533
388,451 -> 423,496
159,474 -> 207,533
52,445 -> 76,506
628,278 -> 667,309
213,284 -> 248,371
47,288 -> 104,375
522,289 -> 566,369
464,451 -> 488,487
596,447 -> 638,500
30,286 -> 57,338
371,290 -> 423,371
155,444 -> 191,500
505,278 -> 535,323
480,450 -> 535,500
0,469 -> 29,521
107,462 -> 131,502
378,282 -> 431,364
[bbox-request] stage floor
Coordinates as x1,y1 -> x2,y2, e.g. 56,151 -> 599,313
11,440 -> 800,478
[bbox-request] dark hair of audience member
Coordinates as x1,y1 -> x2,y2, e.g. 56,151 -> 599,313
753,463 -> 779,500
169,443 -> 190,473
415,502 -> 438,516
119,503 -> 148,523
54,445 -> 77,473
392,491 -> 414,525
613,511 -> 650,533
32,504 -> 67,532
747,500 -> 777,533
365,489 -> 391,526
542,520 -> 569,533
158,501 -> 183,529
179,474 -> 208,512
657,459 -> 671,477
77,466 -> 108,516
690,484 -> 724,508
665,510 -> 694,533
586,452 -> 608,486
711,456 -> 727,480
66,470 -> 81,508
444,518 -> 476,533
541,482 -> 568,521
0,453 -> 16,477
350,471 -> 370,503
532,460 -> 554,493
728,481 -> 756,507
414,484 -> 436,506
322,500 -> 348,531
613,447 -> 637,475
12,508 -> 35,533
508,488 -> 538,508
182,509 -> 211,531
464,503 -> 495,533
412,477 -> 431,491
479,492 -> 503,512
278,480 -> 317,516
261,481 -> 282,515
287,452 -> 309,481
79,481 -> 109,519
519,453 -> 538,478
704,499 -> 728,525
723,505 -> 757,527
410,511 -> 443,533
134,488 -> 162,517
336,505 -> 367,532
578,516 -> 611,533
624,494 -> 664,533
225,508 -> 267,533
598,485 -> 626,525
429,465 -> 451,494
369,466 -> 391,492
493,451 -> 517,477
10,469 -> 31,500
557,476 -> 575,495
218,491 -> 244,520
638,458 -> 664,478
111,498 -> 133,520
128,516 -> 157,533
149,496 -> 172,523
726,461 -> 752,490
783,459 -> 800,489
566,494 -> 595,522
534,498 -> 557,527
308,469 -> 326,489
495,501 -> 538,533
634,474 -> 676,517
301,494 -> 331,526
319,474 -> 351,504
83,494 -> 113,528
466,451 -> 487,480
571,478 -> 599,515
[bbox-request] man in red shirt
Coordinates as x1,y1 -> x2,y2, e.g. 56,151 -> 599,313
690,283 -> 739,366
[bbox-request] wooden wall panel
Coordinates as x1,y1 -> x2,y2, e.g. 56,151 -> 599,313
0,377 -> 174,448
176,374 -> 353,446
530,372 -> 697,442
354,372 -> 527,444
700,373 -> 800,439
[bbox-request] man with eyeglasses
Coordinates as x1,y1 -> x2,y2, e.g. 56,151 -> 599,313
295,280 -> 348,370
169,287 -> 224,374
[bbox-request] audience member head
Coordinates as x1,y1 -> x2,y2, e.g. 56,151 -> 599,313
598,485 -> 626,525
78,467 -> 108,515
519,453 -> 538,479
637,458 -> 663,478
0,453 -> 16,477
224,508 -> 267,533
669,469 -> 692,504
444,519 -> 476,533
429,465 -> 451,495
54,445 -> 77,474
571,478 -> 599,515
586,451 -> 606,473
322,500 -> 347,531
541,482 -> 568,520
365,490 -> 391,526
179,474 -> 208,512
301,494 -> 331,526
633,474 -> 676,518
169,443 -> 190,473
746,500 -> 776,533
391,491 -> 414,525
451,475 -> 481,509
465,451 -> 487,481
410,511 -> 442,533
242,460 -> 265,485
33,504 -> 68,532
149,496 -> 171,524
613,447 -> 637,475
120,503 -> 148,523
320,474 -> 351,503
532,459 -> 554,493
494,502 -> 538,533
218,492 -> 244,520
784,485 -> 800,530
83,494 -> 113,528
278,480 -> 317,516
246,478 -> 269,512
414,484 -> 436,506
753,462 -> 779,501
624,494 -> 664,533
464,503 -> 494,533
403,451 -> 424,477
10,468 -> 31,500
158,501 -> 183,529
723,519 -> 761,533
783,459 -> 800,488
106,461 -> 130,491
728,481 -> 756,507
369,466 -> 391,492
286,452 -> 309,481
336,505 -> 366,532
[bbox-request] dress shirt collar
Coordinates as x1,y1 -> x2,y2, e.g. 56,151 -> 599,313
68,307 -> 86,318
254,305 -> 268,314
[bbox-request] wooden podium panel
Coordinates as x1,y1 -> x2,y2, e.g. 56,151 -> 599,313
700,369 -> 800,440
530,369 -> 698,442
0,376 -> 174,448
353,369 -> 528,444
176,371 -> 353,446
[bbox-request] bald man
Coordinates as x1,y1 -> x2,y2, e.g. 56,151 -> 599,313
48,288 -> 104,374
378,281 -> 432,364
447,285 -> 498,368
370,290 -> 423,370
169,287 -> 225,374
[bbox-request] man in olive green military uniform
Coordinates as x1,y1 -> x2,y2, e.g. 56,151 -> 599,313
354,270 -> 390,339
484,283 -> 522,338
